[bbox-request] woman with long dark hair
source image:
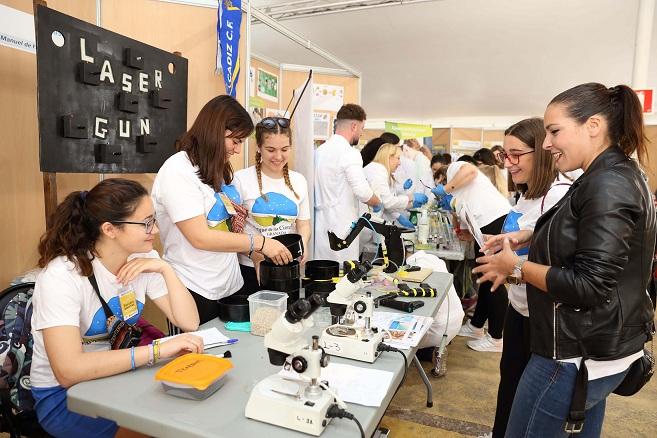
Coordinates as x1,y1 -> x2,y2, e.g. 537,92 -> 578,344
476,83 -> 655,436
31,178 -> 201,438
152,96 -> 292,323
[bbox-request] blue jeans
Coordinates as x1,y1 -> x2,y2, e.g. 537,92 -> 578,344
32,386 -> 118,438
505,353 -> 628,438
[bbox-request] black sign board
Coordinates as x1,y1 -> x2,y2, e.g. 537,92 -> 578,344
35,5 -> 188,173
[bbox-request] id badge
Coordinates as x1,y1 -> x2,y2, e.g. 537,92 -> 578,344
218,192 -> 237,215
118,286 -> 138,320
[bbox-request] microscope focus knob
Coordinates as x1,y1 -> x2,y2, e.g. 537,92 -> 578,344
354,300 -> 367,314
291,356 -> 308,373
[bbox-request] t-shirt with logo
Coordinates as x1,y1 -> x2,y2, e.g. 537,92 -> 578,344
232,166 -> 310,267
152,151 -> 244,299
30,251 -> 167,388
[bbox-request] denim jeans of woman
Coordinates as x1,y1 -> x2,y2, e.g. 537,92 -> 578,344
505,353 -> 628,438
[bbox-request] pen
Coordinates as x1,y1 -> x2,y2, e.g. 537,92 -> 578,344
215,350 -> 232,358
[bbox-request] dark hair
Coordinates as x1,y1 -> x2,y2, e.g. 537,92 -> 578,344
38,179 -> 149,277
549,82 -> 648,164
433,166 -> 448,184
473,148 -> 497,166
336,104 -> 366,122
380,132 -> 400,144
442,153 -> 452,164
457,154 -> 477,164
254,121 -> 299,200
177,95 -> 254,191
505,117 -> 556,199
431,154 -> 446,166
361,137 -> 386,167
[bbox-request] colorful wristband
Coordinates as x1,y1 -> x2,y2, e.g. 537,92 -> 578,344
130,346 -> 136,370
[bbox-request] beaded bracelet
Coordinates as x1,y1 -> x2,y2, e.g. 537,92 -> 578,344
247,234 -> 254,258
130,346 -> 136,371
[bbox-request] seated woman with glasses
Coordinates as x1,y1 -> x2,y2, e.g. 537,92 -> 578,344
151,96 -> 292,324
31,178 -> 202,438
232,117 -> 311,293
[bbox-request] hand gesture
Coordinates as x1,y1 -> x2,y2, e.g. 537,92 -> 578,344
116,258 -> 170,285
482,230 -> 533,254
261,238 -> 293,265
472,238 -> 518,291
159,333 -> 204,359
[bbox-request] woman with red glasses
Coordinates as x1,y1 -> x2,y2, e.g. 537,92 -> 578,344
152,96 -> 292,324
487,118 -> 572,438
232,117 -> 311,294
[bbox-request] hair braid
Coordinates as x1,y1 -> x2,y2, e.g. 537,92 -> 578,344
283,164 -> 300,200
255,150 -> 268,201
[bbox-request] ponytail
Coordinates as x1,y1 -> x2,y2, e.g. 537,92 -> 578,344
550,82 -> 648,165
38,178 -> 148,276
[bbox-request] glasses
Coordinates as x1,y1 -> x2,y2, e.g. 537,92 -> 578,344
111,217 -> 157,234
257,117 -> 290,129
500,150 -> 534,165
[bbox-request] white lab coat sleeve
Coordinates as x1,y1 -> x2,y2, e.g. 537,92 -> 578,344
366,165 -> 409,212
343,151 -> 374,203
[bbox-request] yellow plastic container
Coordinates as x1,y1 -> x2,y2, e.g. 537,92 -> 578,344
154,353 -> 233,400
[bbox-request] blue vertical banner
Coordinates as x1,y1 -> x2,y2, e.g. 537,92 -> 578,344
216,0 -> 242,97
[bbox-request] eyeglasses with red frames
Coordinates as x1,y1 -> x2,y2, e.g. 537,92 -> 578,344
500,150 -> 535,165
111,217 -> 157,234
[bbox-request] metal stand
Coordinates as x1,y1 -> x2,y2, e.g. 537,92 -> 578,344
413,354 -> 433,408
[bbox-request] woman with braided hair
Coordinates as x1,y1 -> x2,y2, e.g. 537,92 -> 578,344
233,117 -> 311,293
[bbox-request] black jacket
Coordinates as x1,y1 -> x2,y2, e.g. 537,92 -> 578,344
527,146 -> 655,360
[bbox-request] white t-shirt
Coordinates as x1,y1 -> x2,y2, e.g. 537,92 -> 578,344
232,166 -> 310,267
30,251 -> 167,388
447,161 -> 510,228
506,176 -> 571,316
152,151 -> 244,300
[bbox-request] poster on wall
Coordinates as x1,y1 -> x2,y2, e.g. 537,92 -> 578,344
265,108 -> 289,118
634,89 -> 654,114
257,68 -> 278,102
34,5 -> 188,173
0,4 -> 36,54
313,112 -> 331,140
313,84 -> 344,111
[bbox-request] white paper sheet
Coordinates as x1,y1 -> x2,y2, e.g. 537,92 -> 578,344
159,327 -> 235,348
279,362 -> 394,407
460,202 -> 487,252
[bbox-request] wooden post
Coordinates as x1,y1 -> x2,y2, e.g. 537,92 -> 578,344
43,172 -> 57,228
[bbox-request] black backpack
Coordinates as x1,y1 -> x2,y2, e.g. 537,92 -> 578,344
0,283 -> 48,437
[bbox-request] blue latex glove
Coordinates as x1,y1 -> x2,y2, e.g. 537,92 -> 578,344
412,193 -> 429,209
440,194 -> 453,211
403,178 -> 413,190
372,203 -> 383,213
397,214 -> 415,229
431,184 -> 447,198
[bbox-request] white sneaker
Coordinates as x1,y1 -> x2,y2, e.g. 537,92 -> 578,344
467,333 -> 503,352
457,320 -> 485,339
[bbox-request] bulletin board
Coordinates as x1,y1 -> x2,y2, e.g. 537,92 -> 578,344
35,5 -> 188,173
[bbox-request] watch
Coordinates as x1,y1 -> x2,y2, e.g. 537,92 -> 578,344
506,258 -> 526,285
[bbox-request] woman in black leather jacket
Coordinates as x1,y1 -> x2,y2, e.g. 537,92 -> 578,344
474,83 -> 655,437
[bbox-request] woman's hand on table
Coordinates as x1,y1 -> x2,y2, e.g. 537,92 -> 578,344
159,333 -> 204,359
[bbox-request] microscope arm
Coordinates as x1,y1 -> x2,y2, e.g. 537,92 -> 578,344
327,213 -> 413,273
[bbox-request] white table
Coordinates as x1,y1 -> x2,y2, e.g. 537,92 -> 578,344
67,273 -> 453,438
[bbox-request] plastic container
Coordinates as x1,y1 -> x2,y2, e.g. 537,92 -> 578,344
218,295 -> 250,322
247,291 -> 288,336
155,353 -> 233,400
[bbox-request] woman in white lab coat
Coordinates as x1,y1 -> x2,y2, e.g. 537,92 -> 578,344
363,143 -> 428,227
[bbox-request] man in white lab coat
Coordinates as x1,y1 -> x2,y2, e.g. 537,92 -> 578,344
314,104 -> 380,263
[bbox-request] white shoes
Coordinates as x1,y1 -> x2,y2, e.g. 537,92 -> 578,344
457,320 -> 485,339
467,333 -> 503,353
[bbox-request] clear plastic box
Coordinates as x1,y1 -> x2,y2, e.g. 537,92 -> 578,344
247,291 -> 288,336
